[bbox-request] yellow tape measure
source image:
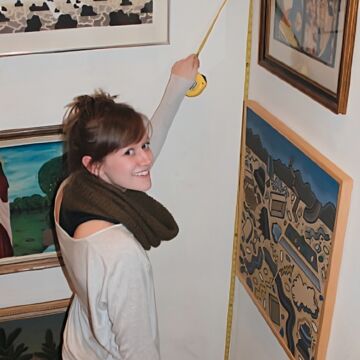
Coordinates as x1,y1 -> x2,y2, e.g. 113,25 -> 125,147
186,0 -> 229,97
223,1 -> 253,359
186,73 -> 208,97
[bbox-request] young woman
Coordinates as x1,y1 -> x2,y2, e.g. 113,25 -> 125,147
54,54 -> 199,359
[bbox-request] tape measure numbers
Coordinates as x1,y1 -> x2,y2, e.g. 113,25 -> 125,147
223,1 -> 253,359
186,0 -> 229,97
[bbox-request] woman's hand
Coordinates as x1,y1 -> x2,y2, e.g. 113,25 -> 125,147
171,54 -> 200,82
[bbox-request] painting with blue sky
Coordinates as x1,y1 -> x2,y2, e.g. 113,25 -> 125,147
0,141 -> 63,202
0,139 -> 64,258
247,108 -> 339,207
237,102 -> 352,360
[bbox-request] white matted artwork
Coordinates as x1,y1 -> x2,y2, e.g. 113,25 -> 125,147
0,0 -> 168,56
258,0 -> 359,114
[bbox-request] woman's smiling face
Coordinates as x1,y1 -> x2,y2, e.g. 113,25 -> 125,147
96,132 -> 154,191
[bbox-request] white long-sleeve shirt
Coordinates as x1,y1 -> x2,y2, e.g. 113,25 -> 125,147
54,74 -> 192,359
55,222 -> 159,360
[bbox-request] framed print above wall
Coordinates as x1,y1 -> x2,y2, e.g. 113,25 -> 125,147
258,0 -> 359,114
236,100 -> 352,360
0,0 -> 168,57
0,125 -> 66,275
0,298 -> 70,359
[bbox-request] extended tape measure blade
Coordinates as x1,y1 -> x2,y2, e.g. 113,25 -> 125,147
224,1 -> 253,359
186,0 -> 229,98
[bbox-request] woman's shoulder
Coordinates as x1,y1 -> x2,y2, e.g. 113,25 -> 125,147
86,224 -> 151,274
86,223 -> 148,261
73,219 -> 113,239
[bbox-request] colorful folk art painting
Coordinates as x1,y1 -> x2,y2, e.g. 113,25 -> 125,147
259,0 -> 358,114
237,101 -> 352,360
0,139 -> 64,259
273,0 -> 341,67
0,0 -> 154,34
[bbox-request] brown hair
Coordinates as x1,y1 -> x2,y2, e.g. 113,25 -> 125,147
63,89 -> 149,173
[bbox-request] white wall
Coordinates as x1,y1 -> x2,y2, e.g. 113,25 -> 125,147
0,1 -> 248,359
230,1 -> 360,359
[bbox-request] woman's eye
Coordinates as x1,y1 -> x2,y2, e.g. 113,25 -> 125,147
142,141 -> 151,150
124,148 -> 135,156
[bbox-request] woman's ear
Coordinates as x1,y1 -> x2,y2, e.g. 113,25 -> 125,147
82,155 -> 99,175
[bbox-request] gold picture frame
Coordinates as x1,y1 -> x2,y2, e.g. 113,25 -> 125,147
236,100 -> 352,359
0,298 -> 70,358
0,125 -> 65,275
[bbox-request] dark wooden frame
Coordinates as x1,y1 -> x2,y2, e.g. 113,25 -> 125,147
0,125 -> 64,275
258,0 -> 359,114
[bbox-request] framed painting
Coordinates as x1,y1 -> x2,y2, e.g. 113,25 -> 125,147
236,100 -> 352,360
0,125 -> 66,275
258,0 -> 359,114
0,0 -> 168,57
0,298 -> 70,359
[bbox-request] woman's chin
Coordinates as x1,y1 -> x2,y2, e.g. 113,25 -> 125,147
131,177 -> 152,192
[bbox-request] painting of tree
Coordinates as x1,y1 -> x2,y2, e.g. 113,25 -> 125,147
0,125 -> 66,274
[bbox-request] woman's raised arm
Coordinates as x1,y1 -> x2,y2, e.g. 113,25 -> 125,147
150,54 -> 199,159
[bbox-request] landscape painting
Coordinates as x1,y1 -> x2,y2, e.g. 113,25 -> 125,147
236,101 -> 352,360
0,125 -> 65,274
0,299 -> 69,360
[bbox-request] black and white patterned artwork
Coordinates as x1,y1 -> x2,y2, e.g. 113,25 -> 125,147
0,0 -> 153,34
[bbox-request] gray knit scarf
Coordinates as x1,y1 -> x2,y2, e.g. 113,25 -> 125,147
61,169 -> 179,250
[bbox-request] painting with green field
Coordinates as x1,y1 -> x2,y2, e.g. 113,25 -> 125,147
0,126 -> 65,273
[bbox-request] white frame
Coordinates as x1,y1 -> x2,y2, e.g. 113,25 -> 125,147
0,0 -> 169,57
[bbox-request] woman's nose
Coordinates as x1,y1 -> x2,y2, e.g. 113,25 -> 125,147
138,149 -> 153,165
